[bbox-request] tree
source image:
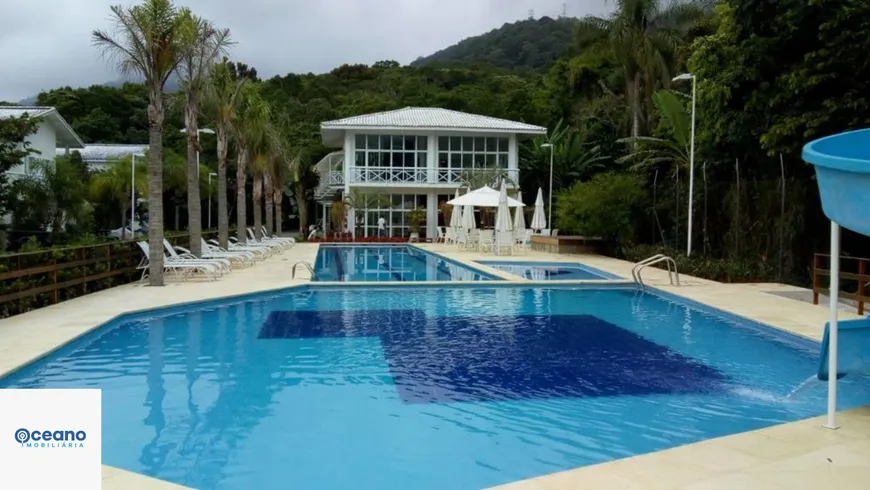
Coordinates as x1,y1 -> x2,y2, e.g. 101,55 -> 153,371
10,158 -> 91,242
92,0 -> 197,286
578,0 -> 711,139
203,61 -> 247,248
0,114 -> 40,214
178,16 -> 231,256
519,118 -> 609,194
555,173 -> 648,242
233,84 -> 272,242
344,189 -> 391,238
89,157 -> 148,239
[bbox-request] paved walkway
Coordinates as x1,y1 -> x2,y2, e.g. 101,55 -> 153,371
1,242 -> 868,490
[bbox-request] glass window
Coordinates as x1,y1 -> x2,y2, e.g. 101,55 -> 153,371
498,154 -> 508,168
417,153 -> 427,167
416,195 -> 426,207
404,136 -> 416,150
391,152 -> 403,167
438,152 -> 448,168
404,195 -> 415,209
355,134 -> 366,149
450,136 -> 461,151
418,136 -> 428,150
462,137 -> 473,151
474,137 -> 485,151
451,153 -> 462,168
392,195 -> 403,208
498,137 -> 509,152
381,135 -> 392,150
355,151 -> 365,167
486,137 -> 497,152
405,153 -> 415,167
391,211 -> 403,227
462,154 -> 473,168
474,154 -> 485,168
366,211 -> 378,227
393,135 -> 404,150
366,153 -> 378,167
368,135 -> 380,150
486,154 -> 496,168
438,136 -> 448,152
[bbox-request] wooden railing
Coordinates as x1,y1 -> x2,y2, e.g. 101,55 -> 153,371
813,253 -> 868,315
0,232 -> 215,319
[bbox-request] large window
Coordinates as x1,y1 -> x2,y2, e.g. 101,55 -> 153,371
355,134 -> 428,168
437,136 -> 509,173
361,193 -> 427,237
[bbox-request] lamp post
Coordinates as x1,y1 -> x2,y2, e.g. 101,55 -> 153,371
672,72 -> 697,256
130,152 -> 145,239
180,127 -> 215,177
541,143 -> 554,232
208,172 -> 217,230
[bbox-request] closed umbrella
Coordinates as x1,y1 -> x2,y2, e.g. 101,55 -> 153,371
462,202 -> 476,230
530,187 -> 547,231
513,191 -> 526,231
449,188 -> 462,228
495,181 -> 513,233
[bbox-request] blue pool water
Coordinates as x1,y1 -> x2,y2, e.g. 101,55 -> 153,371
314,245 -> 494,282
479,261 -> 620,280
3,286 -> 870,490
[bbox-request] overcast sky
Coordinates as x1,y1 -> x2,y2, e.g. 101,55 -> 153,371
0,0 -> 611,102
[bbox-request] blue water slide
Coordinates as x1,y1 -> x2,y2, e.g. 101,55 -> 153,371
818,318 -> 870,380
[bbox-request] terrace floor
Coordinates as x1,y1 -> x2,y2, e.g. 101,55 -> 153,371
0,242 -> 867,489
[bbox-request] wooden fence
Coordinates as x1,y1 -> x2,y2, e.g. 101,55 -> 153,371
812,253 -> 869,315
0,233 -> 215,319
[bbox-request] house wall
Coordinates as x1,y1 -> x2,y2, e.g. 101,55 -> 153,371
8,121 -> 57,178
341,129 -> 522,239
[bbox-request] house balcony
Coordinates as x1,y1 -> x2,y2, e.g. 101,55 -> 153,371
348,167 -> 519,187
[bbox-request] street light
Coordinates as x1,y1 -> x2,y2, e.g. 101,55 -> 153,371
208,172 -> 217,229
131,152 -> 146,239
672,72 -> 697,256
541,143 -> 555,233
180,127 -> 215,176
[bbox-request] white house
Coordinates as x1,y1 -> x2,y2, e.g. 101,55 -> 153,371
317,107 -> 546,238
0,106 -> 84,176
56,144 -> 149,171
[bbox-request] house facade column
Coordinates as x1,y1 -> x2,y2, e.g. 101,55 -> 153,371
426,192 -> 437,240
344,132 -> 355,236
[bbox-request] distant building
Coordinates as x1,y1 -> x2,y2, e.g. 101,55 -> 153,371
317,107 -> 546,238
57,144 -> 148,171
0,106 -> 84,177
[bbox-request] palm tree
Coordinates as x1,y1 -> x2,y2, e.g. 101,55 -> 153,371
578,0 -> 710,139
90,157 -> 148,239
519,119 -> 610,193
286,154 -> 319,235
232,85 -> 271,242
92,0 -> 196,286
203,60 -> 247,248
178,17 -> 232,256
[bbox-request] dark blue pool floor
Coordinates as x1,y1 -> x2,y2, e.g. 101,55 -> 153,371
261,309 -> 728,403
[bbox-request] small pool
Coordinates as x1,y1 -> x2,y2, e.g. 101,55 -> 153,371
4,285 -> 870,489
479,260 -> 620,280
314,245 -> 496,282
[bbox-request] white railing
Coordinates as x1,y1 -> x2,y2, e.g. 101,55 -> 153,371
315,170 -> 344,199
350,167 -> 429,184
348,167 -> 519,185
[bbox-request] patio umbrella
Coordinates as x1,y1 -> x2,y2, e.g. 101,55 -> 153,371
447,185 -> 524,208
530,187 -> 547,231
513,191 -> 526,231
462,202 -> 476,230
449,188 -> 462,228
495,181 -> 513,233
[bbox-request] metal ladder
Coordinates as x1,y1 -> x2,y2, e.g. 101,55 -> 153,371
291,261 -> 316,280
631,254 -> 680,287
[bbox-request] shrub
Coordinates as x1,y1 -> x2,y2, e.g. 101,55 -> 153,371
617,244 -> 779,283
554,173 -> 648,242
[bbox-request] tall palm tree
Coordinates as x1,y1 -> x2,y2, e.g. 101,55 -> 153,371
578,0 -> 710,139
203,60 -> 247,248
90,157 -> 148,239
178,17 -> 232,256
92,0 -> 195,286
232,85 -> 271,242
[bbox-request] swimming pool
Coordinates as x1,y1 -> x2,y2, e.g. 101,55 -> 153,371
479,260 -> 620,280
3,285 -> 869,490
314,244 -> 495,282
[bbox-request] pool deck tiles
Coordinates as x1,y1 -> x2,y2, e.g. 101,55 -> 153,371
1,241 -> 868,489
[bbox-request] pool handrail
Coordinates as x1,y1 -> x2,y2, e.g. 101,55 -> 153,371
632,255 -> 680,287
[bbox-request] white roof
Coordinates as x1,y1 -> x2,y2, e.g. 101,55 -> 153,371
0,106 -> 84,149
321,107 -> 546,146
447,185 -> 525,208
58,144 -> 148,164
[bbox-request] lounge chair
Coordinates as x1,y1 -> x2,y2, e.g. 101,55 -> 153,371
224,237 -> 273,258
246,228 -> 287,251
200,239 -> 256,267
259,226 -> 296,247
162,239 -> 231,274
136,241 -> 219,281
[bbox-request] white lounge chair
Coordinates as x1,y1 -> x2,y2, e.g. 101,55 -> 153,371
246,228 -> 287,251
200,239 -> 256,267
259,226 -> 296,247
224,237 -> 272,258
136,241 -> 219,281
162,239 -> 231,274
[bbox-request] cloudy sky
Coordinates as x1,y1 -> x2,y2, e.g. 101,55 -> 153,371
0,0 -> 611,102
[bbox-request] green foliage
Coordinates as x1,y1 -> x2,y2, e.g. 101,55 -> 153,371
36,84 -> 149,143
412,16 -> 579,71
554,173 -> 648,241
0,114 -> 41,213
618,244 -> 779,283
520,119 -> 610,194
407,208 -> 427,234
9,158 -> 92,241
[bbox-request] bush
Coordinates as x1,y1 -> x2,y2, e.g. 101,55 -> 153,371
554,173 -> 648,242
617,244 -> 779,283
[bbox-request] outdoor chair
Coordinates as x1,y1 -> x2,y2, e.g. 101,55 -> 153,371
478,230 -> 494,252
162,239 -> 231,275
136,241 -> 219,282
214,238 -> 271,259
494,231 -> 514,256
200,239 -> 256,267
